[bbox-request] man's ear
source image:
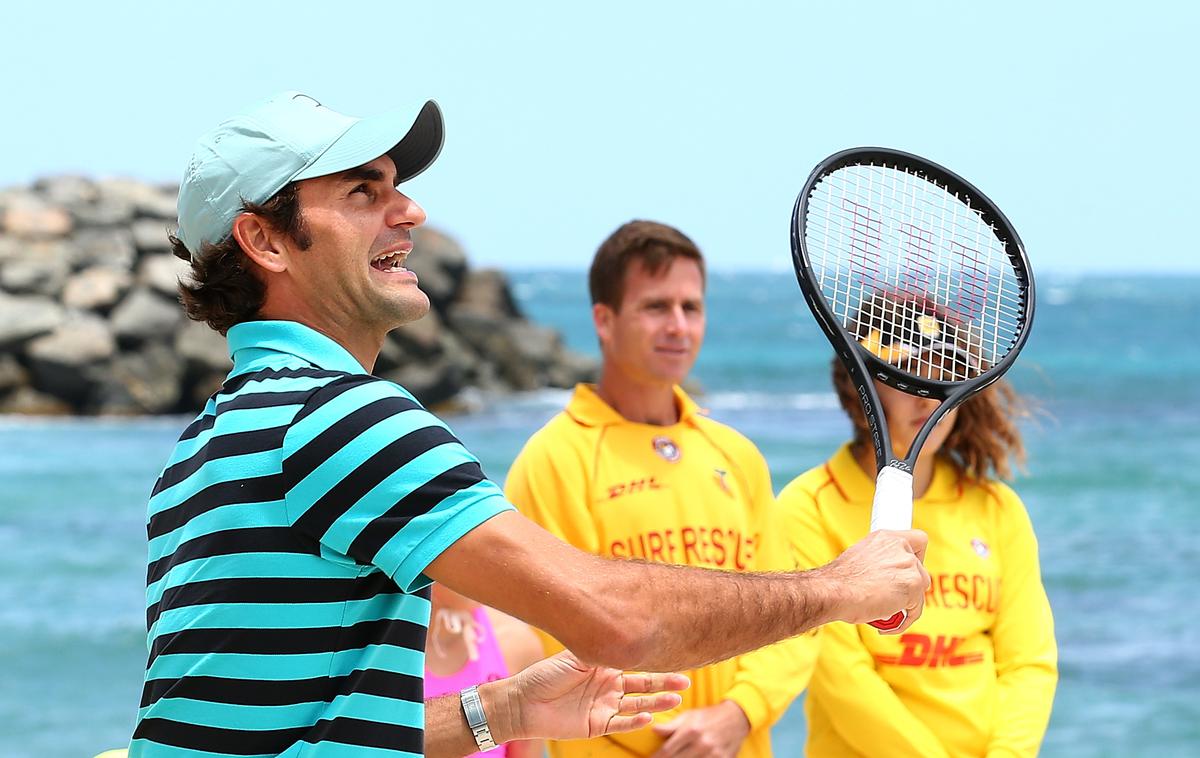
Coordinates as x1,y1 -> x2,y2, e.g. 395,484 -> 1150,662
231,213 -> 288,274
593,302 -> 615,346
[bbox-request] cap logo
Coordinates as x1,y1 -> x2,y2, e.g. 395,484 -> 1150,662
652,436 -> 681,463
917,314 -> 942,338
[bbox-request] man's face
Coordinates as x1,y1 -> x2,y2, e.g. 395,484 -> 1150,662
594,257 -> 706,389
285,155 -> 430,332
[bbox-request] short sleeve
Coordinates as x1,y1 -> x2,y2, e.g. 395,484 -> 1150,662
281,375 -> 513,591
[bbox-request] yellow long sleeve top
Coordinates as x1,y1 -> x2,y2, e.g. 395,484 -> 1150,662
505,384 -> 817,758
778,444 -> 1057,758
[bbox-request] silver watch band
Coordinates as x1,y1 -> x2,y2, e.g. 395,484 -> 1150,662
460,684 -> 498,751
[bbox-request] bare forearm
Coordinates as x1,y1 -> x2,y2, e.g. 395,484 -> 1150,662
427,512 -> 928,674
573,556 -> 835,671
425,682 -> 516,758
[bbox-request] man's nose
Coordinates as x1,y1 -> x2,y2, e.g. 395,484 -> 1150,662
665,305 -> 688,333
386,190 -> 426,228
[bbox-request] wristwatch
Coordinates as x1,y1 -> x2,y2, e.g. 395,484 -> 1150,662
460,685 -> 498,751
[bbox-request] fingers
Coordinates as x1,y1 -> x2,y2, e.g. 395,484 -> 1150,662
650,729 -> 696,758
881,534 -> 929,634
619,691 -> 683,714
898,528 -> 929,563
603,712 -> 654,735
651,721 -> 675,737
620,672 -> 691,694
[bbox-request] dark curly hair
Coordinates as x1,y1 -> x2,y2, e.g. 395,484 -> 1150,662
171,183 -> 311,334
832,359 -> 1028,481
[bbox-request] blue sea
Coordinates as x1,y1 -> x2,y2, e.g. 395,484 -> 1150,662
2,271 -> 1197,757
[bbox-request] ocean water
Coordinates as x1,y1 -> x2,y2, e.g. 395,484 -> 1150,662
2,271 -> 1197,757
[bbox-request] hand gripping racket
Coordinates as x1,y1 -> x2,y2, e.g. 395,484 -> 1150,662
790,147 -> 1035,631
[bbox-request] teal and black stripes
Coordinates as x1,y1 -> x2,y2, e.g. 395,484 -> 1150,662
132,321 -> 513,758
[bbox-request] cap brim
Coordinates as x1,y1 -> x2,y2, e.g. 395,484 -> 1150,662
916,342 -> 982,373
293,100 -> 444,184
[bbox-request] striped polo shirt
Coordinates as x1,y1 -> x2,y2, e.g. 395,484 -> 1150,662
131,320 -> 513,758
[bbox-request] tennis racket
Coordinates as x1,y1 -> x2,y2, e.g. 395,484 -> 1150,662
790,147 -> 1035,631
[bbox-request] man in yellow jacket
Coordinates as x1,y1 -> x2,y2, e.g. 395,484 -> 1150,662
506,220 -> 817,758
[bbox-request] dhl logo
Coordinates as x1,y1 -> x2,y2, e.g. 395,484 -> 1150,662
606,476 -> 663,500
873,634 -> 984,668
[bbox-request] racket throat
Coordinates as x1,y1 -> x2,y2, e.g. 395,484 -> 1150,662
870,463 -> 914,531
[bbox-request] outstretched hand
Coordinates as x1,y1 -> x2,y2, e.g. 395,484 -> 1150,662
512,650 -> 689,740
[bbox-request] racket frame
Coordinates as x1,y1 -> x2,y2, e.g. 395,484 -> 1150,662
791,147 -> 1036,473
790,147 -> 1035,631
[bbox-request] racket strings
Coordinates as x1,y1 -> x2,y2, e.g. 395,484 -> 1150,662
806,163 -> 1025,383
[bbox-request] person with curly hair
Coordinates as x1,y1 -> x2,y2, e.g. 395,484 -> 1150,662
779,291 -> 1058,758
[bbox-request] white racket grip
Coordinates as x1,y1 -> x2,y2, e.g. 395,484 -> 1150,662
870,466 -> 914,532
868,466 -> 915,633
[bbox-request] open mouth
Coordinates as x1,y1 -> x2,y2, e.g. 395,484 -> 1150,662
370,249 -> 409,273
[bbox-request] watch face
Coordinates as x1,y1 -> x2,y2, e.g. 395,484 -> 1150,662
461,686 -> 497,749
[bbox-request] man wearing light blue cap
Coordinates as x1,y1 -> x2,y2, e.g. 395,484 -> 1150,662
132,91 -> 931,758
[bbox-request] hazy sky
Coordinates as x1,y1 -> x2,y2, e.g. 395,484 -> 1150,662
3,1 -> 1195,273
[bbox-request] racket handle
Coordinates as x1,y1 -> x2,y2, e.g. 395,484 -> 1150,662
869,465 -> 914,532
868,465 -> 914,632
870,610 -> 907,632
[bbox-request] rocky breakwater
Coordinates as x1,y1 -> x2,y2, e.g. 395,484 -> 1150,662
0,176 -> 595,415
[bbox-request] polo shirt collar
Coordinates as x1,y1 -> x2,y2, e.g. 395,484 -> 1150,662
226,320 -> 368,375
566,383 -> 702,427
826,442 -> 961,504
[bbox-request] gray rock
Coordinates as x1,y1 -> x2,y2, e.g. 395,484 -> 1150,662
71,196 -> 135,228
110,288 -> 182,344
97,178 -> 178,220
0,293 -> 65,349
71,228 -> 137,269
0,235 -> 21,263
506,321 -> 562,368
545,350 -> 598,388
25,314 -> 117,403
0,171 -> 585,414
409,227 -> 467,310
374,334 -> 413,374
447,309 -> 539,390
0,187 -> 28,212
0,386 -> 72,416
187,371 -> 227,409
138,253 -> 189,297
33,176 -> 99,208
175,319 -> 232,373
380,357 -> 466,409
453,268 -> 522,319
131,219 -> 174,254
0,241 -> 72,296
61,266 -> 133,311
92,341 -> 183,415
390,306 -> 445,358
0,353 -> 28,394
1,196 -> 73,238
134,189 -> 178,220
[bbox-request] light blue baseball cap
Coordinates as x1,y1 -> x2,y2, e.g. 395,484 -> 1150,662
176,91 -> 444,257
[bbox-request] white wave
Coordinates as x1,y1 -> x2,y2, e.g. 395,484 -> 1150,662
0,414 -> 193,430
701,391 -> 839,412
1045,286 -> 1072,306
